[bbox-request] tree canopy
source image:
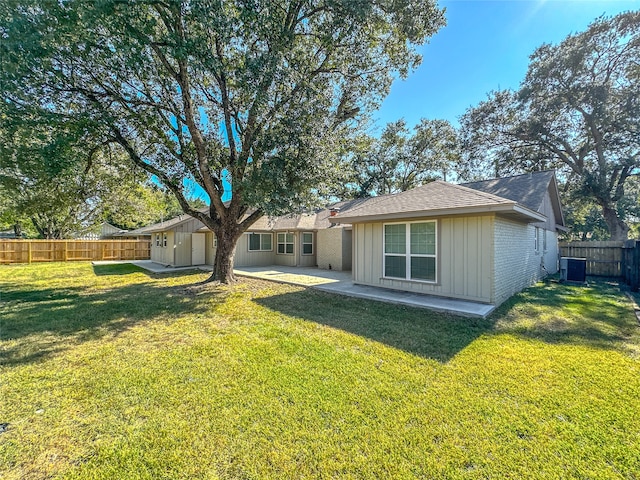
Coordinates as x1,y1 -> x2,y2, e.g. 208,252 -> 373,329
460,12 -> 640,240
347,118 -> 459,197
1,0 -> 445,279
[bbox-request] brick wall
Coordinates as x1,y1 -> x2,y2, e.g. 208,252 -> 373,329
317,227 -> 345,271
493,217 -> 545,305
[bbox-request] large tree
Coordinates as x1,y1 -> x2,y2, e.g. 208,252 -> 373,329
348,118 -> 459,197
460,12 -> 640,240
1,0 -> 445,281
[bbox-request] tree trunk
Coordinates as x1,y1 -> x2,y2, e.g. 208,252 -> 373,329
209,230 -> 240,283
601,203 -> 629,241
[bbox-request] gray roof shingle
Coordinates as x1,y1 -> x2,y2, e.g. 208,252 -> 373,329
460,170 -> 555,212
331,181 -> 519,222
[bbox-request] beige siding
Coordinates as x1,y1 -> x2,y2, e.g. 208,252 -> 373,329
353,215 -> 494,303
297,231 -> 317,267
542,229 -> 559,274
174,218 -> 205,233
205,232 -> 216,265
173,232 -> 192,266
342,229 -> 352,271
535,189 -> 558,231
493,218 -> 544,305
233,233 -> 275,267
274,232 -> 296,267
151,231 -> 175,265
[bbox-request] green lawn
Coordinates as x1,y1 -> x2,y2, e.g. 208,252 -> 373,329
1,262 -> 639,479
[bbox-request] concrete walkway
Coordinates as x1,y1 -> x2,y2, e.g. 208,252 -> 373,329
235,266 -> 495,318
93,261 -> 495,318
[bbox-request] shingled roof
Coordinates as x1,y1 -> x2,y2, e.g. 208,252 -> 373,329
331,181 -> 545,224
460,170 -> 556,212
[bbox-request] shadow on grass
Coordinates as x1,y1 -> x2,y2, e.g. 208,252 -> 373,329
1,269 -> 224,366
255,288 -> 494,362
491,279 -> 638,352
91,263 -> 206,277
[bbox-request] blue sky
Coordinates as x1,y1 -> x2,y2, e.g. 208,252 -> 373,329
374,0 -> 639,131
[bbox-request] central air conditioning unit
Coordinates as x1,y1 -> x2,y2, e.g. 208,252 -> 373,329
560,257 -> 587,283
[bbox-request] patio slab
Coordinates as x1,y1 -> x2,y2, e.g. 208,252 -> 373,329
93,261 -> 494,318
234,266 -> 495,318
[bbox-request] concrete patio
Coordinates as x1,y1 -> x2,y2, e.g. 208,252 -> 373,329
234,266 -> 495,318
93,261 -> 495,318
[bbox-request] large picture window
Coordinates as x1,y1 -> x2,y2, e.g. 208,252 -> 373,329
277,233 -> 294,254
248,233 -> 272,251
384,221 -> 437,282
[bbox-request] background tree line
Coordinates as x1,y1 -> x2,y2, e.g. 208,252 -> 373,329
1,4 -> 637,261
344,11 -> 640,241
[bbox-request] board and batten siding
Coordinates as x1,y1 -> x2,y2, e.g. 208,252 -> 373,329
205,232 -> 216,265
352,215 -> 494,303
173,232 -> 192,266
493,217 -> 544,305
151,231 -> 174,265
233,233 -> 276,267
297,232 -> 317,267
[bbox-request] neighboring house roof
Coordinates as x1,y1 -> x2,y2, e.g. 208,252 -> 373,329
145,208 -> 209,233
112,225 -> 153,237
331,181 -> 545,224
0,230 -> 18,239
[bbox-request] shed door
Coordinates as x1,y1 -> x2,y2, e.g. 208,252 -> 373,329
192,233 -> 206,265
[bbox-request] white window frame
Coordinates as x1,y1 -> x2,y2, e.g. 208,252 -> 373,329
534,227 -> 540,253
155,233 -> 161,247
247,232 -> 272,252
163,233 -> 168,248
213,235 -> 217,248
277,232 -> 295,255
301,232 -> 314,256
383,220 -> 437,283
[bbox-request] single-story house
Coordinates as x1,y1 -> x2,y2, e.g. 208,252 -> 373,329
331,170 -> 565,306
145,200 -> 362,270
145,170 -> 565,307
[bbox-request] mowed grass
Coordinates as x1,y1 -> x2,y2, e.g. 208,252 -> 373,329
1,263 -> 639,479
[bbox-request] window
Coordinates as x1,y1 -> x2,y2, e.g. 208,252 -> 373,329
213,235 -> 217,248
277,233 -> 294,254
534,227 -> 540,252
163,233 -> 168,248
155,233 -> 161,247
302,232 -> 313,255
248,233 -> 272,251
384,221 -> 437,282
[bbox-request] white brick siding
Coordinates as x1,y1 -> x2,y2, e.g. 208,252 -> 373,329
493,217 -> 545,305
317,227 -> 345,271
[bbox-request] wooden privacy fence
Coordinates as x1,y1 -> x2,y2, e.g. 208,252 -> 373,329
622,240 -> 640,292
0,239 -> 151,264
559,241 -> 625,277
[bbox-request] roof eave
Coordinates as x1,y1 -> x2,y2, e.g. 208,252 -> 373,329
331,203 -> 544,224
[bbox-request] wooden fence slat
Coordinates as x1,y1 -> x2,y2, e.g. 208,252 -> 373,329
559,241 -> 625,277
0,239 -> 151,264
